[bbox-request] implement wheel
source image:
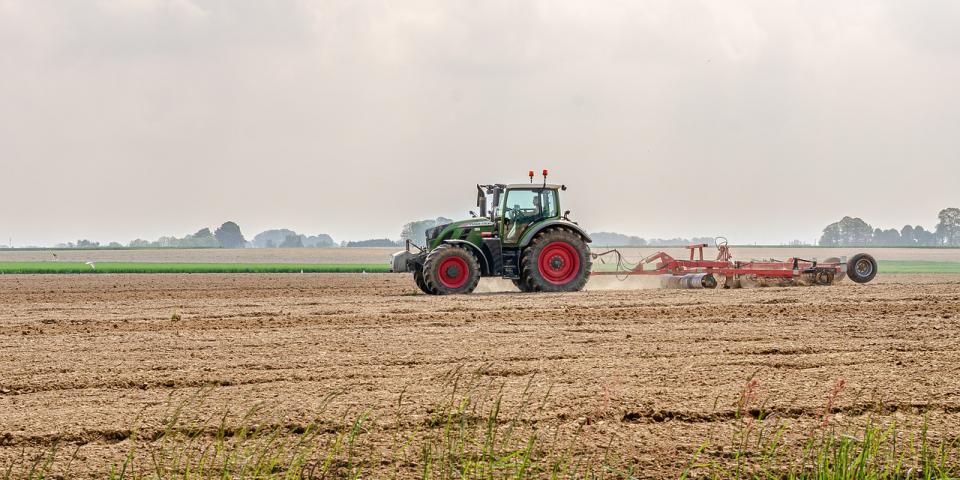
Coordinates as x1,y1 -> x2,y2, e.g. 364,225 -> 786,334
520,229 -> 591,292
847,253 -> 878,284
422,244 -> 480,295
813,270 -> 835,286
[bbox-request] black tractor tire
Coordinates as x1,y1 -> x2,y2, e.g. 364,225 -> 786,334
512,278 -> 536,292
422,244 -> 481,295
520,229 -> 591,292
414,267 -> 438,295
823,257 -> 846,282
846,253 -> 878,284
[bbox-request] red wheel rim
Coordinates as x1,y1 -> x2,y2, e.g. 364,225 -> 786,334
538,242 -> 580,285
437,256 -> 469,289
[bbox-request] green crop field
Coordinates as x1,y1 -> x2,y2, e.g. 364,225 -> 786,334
877,260 -> 960,273
0,262 -> 391,274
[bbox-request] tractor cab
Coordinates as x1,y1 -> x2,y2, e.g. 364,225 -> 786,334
476,182 -> 566,246
394,171 -> 593,295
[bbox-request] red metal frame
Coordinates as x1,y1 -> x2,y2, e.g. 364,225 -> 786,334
591,243 -> 842,281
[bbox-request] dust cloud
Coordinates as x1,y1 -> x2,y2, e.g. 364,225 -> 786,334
473,275 -> 661,293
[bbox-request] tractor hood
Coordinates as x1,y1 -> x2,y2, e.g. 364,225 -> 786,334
426,218 -> 494,243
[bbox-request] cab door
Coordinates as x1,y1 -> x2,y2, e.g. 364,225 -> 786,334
500,188 -> 558,245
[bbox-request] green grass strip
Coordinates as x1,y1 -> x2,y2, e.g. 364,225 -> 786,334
877,260 -> 960,274
0,262 -> 391,274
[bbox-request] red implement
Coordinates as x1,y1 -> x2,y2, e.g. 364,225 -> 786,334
591,239 -> 877,288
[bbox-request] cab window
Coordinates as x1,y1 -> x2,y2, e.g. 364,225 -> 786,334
502,189 -> 558,243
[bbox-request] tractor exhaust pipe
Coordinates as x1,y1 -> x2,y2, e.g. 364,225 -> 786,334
660,273 -> 717,289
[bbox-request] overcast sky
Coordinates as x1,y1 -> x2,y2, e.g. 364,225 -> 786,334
2,0 -> 958,246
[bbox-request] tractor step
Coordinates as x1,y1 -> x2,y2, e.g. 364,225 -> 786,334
501,248 -> 521,279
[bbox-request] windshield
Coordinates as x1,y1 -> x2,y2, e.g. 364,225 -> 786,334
501,189 -> 557,219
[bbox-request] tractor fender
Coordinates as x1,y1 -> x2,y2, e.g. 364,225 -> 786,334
519,220 -> 592,248
441,239 -> 491,275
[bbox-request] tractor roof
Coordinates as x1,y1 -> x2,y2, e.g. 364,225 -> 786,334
505,183 -> 563,190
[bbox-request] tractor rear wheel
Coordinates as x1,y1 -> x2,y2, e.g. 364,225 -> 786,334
520,229 -> 591,292
422,244 -> 481,295
846,253 -> 878,284
512,278 -> 536,292
414,267 -> 438,295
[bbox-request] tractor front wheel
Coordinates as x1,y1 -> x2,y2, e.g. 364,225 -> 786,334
520,229 -> 591,292
413,267 -> 438,295
422,244 -> 481,295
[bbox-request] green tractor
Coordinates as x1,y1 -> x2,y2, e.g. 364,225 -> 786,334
392,171 -> 592,295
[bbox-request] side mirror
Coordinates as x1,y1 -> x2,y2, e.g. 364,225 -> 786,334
469,210 -> 477,218
563,210 -> 571,219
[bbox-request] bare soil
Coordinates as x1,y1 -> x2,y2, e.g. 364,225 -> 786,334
1,273 -> 959,477
2,246 -> 958,264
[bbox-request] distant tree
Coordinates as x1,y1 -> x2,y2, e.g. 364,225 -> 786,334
590,232 -> 647,247
872,228 -> 901,246
107,242 -> 123,248
302,234 -> 336,247
279,234 -> 304,248
215,221 -> 246,248
253,229 -> 297,248
900,225 -> 916,245
935,208 -> 960,246
400,217 -> 453,246
819,216 -> 873,246
177,227 -> 219,247
914,226 -> 936,246
648,238 -> 694,246
75,239 -> 100,248
345,239 -> 401,247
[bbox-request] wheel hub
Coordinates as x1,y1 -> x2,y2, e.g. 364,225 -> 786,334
537,241 -> 581,285
437,256 -> 469,289
549,255 -> 564,270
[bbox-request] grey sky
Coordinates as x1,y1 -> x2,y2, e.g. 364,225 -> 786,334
2,0 -> 958,246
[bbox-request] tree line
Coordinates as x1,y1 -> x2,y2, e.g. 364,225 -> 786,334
53,221 -> 403,249
48,207 -> 960,250
819,208 -> 960,247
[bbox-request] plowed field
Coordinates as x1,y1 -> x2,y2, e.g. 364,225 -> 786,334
2,273 -> 959,477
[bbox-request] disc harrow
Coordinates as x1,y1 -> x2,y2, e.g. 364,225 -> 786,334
591,238 -> 877,289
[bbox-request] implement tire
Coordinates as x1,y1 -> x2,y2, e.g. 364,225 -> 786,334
847,253 -> 878,284
520,229 -> 591,292
422,244 -> 481,295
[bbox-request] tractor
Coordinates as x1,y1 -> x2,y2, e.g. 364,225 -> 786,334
392,170 -> 592,295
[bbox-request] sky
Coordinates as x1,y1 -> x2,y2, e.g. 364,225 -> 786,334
1,0 -> 958,246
